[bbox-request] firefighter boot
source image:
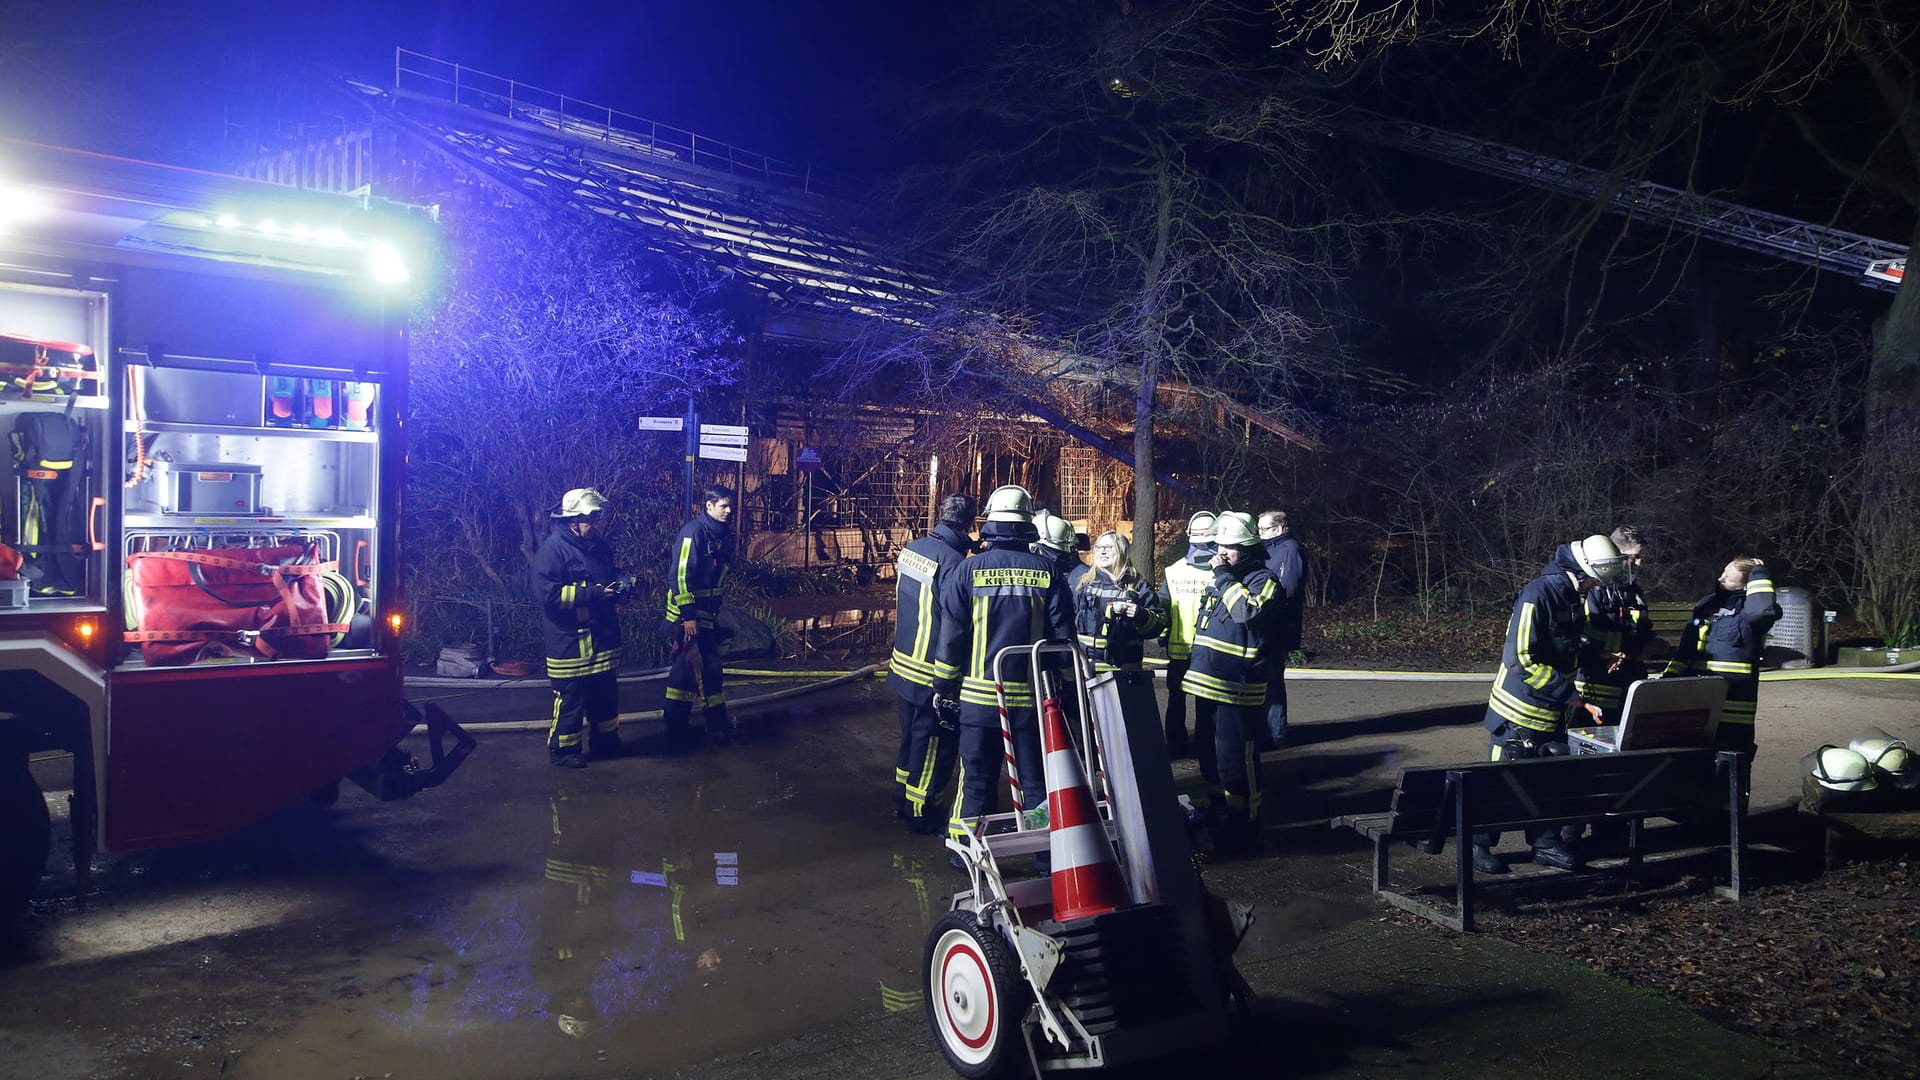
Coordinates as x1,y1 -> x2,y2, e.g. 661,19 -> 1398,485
661,700 -> 696,751
1531,836 -> 1584,871
1471,844 -> 1507,875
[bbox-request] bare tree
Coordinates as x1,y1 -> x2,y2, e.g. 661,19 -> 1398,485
843,0 -> 1359,578
406,203 -> 740,659
1277,0 -> 1920,634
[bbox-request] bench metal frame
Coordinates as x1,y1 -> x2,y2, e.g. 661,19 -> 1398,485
1336,749 -> 1746,932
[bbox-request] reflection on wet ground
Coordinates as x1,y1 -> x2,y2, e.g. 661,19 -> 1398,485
2,678 -> 942,1080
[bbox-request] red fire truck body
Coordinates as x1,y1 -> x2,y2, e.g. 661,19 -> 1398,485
0,138 -> 468,917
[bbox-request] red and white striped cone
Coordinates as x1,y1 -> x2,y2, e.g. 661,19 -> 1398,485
1042,694 -> 1129,923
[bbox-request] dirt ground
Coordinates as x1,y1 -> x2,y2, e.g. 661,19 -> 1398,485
1289,610 -> 1920,1080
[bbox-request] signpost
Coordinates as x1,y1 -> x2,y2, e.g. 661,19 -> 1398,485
638,407 -> 753,511
699,424 -> 749,462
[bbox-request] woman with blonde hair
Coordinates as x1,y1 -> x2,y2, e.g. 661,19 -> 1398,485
1073,529 -> 1167,725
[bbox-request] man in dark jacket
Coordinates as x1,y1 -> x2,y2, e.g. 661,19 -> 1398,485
888,493 -> 976,833
933,485 -> 1076,840
534,488 -> 638,768
1471,535 -> 1624,873
661,485 -> 736,746
1256,510 -> 1308,749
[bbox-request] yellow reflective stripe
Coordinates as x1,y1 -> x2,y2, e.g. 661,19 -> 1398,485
1193,634 -> 1259,659
1706,660 -> 1756,674
1514,602 -> 1555,689
1746,581 -> 1774,595
913,576 -> 935,662
970,597 -> 988,683
666,686 -> 700,702
1182,669 -> 1265,706
676,536 -> 694,601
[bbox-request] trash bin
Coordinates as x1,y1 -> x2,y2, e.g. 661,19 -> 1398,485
1765,585 -> 1818,669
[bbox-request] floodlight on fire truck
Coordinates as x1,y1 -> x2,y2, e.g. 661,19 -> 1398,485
130,207 -> 424,291
0,179 -> 52,231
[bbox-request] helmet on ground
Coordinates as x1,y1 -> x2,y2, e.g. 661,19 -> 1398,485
1187,512 -> 1217,542
1213,511 -> 1258,549
1849,737 -> 1911,777
984,484 -> 1033,524
1572,534 -> 1627,583
551,487 -> 609,520
1810,745 -> 1877,792
1033,510 -> 1077,553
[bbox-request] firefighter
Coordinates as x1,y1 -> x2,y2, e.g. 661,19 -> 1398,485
662,485 -> 736,747
1074,530 -> 1167,732
1184,512 -> 1277,852
1256,509 -> 1308,750
1663,556 -> 1781,758
1158,512 -> 1217,760
1031,509 -> 1086,587
932,485 -> 1076,842
887,493 -> 976,834
1470,534 -> 1624,873
1575,525 -> 1654,726
534,488 -> 637,768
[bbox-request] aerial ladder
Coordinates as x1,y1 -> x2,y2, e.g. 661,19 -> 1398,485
1340,107 -> 1908,290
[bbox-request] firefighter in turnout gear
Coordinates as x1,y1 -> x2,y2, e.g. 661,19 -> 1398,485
1663,556 -> 1781,756
1574,526 -> 1653,725
534,488 -> 637,768
933,485 -> 1076,840
1470,535 -> 1621,873
661,485 -> 737,746
888,493 -> 976,833
1031,509 -> 1085,587
1158,512 -> 1217,760
1184,512 -> 1276,851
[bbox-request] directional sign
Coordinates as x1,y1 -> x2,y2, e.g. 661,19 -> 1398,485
698,433 -> 750,447
698,444 -> 748,462
700,423 -> 749,438
637,416 -> 684,431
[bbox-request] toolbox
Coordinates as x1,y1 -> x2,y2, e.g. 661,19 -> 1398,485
152,461 -> 265,516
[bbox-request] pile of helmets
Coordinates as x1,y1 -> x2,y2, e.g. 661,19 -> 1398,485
1808,733 -> 1915,794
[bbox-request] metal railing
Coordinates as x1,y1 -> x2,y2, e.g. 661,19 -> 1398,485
394,48 -> 852,201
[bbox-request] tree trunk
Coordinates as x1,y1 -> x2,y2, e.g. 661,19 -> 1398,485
1866,216 -> 1920,434
1132,360 -> 1158,581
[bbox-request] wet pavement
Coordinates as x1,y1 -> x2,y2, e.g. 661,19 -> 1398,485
1,672 -> 1910,1078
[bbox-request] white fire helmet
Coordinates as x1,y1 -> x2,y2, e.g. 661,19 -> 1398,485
1213,511 -> 1259,549
984,484 -> 1034,523
1848,737 -> 1911,779
1810,745 -> 1877,792
1187,512 -> 1218,543
551,487 -> 609,520
1032,510 -> 1077,553
1572,534 -> 1627,584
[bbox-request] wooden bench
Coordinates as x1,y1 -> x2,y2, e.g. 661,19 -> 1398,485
1332,748 -> 1746,932
1646,601 -> 1695,638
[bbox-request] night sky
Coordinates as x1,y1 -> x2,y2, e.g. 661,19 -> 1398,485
3,1 -> 972,172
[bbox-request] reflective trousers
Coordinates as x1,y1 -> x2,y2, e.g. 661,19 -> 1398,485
897,698 -> 959,832
947,707 -> 1044,839
548,670 -> 618,759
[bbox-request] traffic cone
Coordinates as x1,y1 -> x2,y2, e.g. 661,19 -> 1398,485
1042,693 -> 1129,923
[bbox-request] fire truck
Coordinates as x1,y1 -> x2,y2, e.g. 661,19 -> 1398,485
0,138 -> 470,920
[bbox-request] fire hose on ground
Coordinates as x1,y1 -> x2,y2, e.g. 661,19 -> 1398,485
406,663 -> 885,735
405,652 -> 1914,736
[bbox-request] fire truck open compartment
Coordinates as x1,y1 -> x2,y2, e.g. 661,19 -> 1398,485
0,138 -> 464,918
